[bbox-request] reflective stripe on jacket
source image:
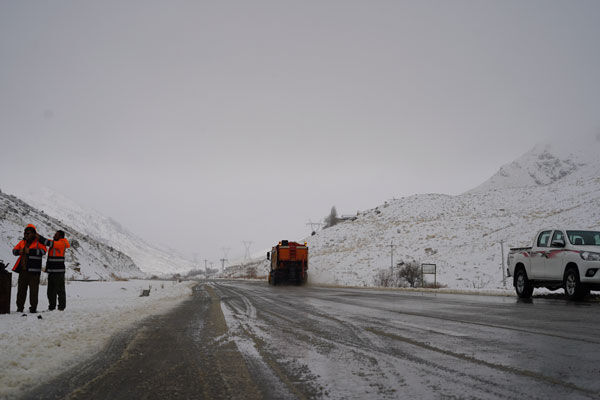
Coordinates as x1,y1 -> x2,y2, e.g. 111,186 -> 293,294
38,236 -> 70,273
12,239 -> 47,273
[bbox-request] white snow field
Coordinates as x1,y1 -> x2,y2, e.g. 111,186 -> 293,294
222,140 -> 600,293
304,140 -> 600,290
222,140 -> 600,292
0,279 -> 194,399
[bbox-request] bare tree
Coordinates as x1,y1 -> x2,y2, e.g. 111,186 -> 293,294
397,261 -> 422,288
324,206 -> 339,228
374,269 -> 394,287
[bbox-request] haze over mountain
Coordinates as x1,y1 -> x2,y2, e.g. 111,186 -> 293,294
226,138 -> 600,291
4,137 -> 600,288
0,190 -> 141,280
18,188 -> 196,277
469,138 -> 600,192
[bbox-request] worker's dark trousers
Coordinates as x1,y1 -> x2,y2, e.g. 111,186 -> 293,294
16,271 -> 41,312
47,272 -> 66,311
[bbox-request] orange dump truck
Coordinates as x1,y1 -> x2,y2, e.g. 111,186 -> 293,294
267,240 -> 308,285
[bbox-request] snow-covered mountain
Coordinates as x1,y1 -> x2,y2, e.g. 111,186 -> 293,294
0,191 -> 141,280
469,141 -> 595,193
19,188 -> 195,277
296,139 -> 600,290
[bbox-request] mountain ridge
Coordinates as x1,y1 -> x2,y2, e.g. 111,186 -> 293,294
19,187 -> 195,277
0,190 -> 142,280
469,138 -> 600,193
299,139 -> 600,289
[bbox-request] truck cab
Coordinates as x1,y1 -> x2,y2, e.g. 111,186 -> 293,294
507,229 -> 600,299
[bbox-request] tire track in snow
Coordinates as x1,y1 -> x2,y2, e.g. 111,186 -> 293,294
367,327 -> 600,399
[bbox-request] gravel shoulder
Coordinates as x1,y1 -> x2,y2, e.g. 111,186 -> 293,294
22,285 -> 265,400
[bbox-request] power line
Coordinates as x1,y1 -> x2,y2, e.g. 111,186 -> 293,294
221,247 -> 230,257
242,241 -> 253,262
306,219 -> 323,233
220,247 -> 230,272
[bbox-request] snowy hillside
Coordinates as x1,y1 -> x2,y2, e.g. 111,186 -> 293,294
19,188 -> 195,276
303,139 -> 600,290
0,191 -> 141,280
470,141 -> 594,192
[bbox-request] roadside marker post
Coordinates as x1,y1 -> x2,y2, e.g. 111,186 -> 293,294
501,241 -> 506,287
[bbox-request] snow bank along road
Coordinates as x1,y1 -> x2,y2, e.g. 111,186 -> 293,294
25,280 -> 600,399
0,280 -> 194,400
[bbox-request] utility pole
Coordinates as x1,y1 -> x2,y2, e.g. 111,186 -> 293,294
501,240 -> 506,287
220,258 -> 227,272
388,240 -> 395,272
204,259 -> 208,272
221,247 -> 230,271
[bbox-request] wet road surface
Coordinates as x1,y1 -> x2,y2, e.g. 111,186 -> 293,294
26,280 -> 600,399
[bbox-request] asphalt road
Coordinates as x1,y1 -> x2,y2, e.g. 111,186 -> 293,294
25,281 -> 600,399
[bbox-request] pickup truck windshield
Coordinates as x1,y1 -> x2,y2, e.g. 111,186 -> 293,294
566,231 -> 600,246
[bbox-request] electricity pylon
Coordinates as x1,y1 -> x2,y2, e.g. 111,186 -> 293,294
242,241 -> 253,263
306,220 -> 323,233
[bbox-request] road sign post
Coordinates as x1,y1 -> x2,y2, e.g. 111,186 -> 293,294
421,263 -> 437,288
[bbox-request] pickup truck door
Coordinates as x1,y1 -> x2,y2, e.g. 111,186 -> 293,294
530,230 -> 552,279
546,230 -> 567,279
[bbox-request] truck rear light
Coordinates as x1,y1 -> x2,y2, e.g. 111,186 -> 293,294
585,268 -> 598,277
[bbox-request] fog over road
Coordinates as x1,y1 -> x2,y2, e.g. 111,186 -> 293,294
28,281 -> 600,399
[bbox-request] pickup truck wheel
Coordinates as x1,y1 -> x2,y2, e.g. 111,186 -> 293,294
564,268 -> 587,300
515,269 -> 533,299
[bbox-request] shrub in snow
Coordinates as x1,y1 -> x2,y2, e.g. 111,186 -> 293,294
398,262 -> 423,288
373,261 -> 424,288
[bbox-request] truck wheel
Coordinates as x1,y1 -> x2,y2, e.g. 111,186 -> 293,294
515,269 -> 533,299
268,271 -> 273,285
564,268 -> 587,300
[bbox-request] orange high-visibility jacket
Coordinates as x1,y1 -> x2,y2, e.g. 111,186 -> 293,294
38,236 -> 70,273
12,239 -> 47,273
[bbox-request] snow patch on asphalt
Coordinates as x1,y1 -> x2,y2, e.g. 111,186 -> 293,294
219,296 -> 296,399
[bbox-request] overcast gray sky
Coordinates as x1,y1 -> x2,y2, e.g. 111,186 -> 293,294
1,1 -> 599,263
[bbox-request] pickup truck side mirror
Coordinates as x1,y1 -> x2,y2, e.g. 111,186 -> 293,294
266,252 -> 270,260
551,239 -> 565,248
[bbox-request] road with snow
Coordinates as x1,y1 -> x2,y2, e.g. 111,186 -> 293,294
27,280 -> 600,399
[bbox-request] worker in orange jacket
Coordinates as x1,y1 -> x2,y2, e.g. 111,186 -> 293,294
12,224 -> 47,313
37,230 -> 70,311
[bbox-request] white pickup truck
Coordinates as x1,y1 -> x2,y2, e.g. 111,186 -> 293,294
507,229 -> 600,299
